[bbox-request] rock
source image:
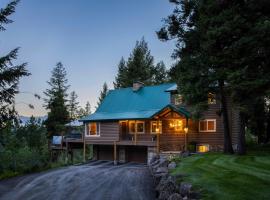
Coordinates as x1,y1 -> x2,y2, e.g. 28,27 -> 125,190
179,182 -> 192,197
155,167 -> 168,174
153,173 -> 168,185
182,196 -> 188,200
157,180 -> 177,200
158,158 -> 169,168
181,151 -> 190,158
168,193 -> 183,200
168,161 -> 177,170
150,154 -> 160,164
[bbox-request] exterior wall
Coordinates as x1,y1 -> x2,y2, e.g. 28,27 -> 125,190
85,121 -> 119,144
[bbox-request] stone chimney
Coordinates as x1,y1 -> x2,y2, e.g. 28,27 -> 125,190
132,81 -> 144,92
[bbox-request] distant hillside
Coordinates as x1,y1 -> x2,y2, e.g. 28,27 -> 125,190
19,116 -> 47,126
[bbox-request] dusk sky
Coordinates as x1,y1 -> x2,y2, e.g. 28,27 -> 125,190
1,0 -> 176,117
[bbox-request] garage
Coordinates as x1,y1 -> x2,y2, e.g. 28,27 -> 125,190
126,146 -> 148,163
96,145 -> 114,161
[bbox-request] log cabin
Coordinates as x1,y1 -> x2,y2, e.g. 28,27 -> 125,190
80,82 -> 239,164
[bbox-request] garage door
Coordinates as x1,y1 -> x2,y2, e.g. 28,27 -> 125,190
126,146 -> 147,163
97,145 -> 114,161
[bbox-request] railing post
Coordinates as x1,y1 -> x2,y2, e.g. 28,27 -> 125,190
114,141 -> 117,165
157,120 -> 160,154
134,120 -> 137,145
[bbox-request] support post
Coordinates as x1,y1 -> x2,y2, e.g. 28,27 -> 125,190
114,141 -> 117,165
83,123 -> 86,162
184,118 -> 189,151
134,120 -> 137,145
157,120 -> 160,154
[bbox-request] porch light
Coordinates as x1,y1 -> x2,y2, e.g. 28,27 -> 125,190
184,127 -> 188,134
169,122 -> 175,128
156,128 -> 160,132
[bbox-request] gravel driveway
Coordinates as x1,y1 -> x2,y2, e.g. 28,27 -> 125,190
0,160 -> 155,200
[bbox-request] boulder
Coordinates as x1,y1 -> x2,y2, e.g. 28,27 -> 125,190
179,182 -> 192,197
181,151 -> 190,158
157,180 -> 177,200
168,161 -> 177,170
155,167 -> 168,174
150,154 -> 160,164
168,193 -> 183,200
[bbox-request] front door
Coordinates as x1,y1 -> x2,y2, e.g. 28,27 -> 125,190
120,121 -> 128,139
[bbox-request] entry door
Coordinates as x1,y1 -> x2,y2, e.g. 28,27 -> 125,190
121,121 -> 128,139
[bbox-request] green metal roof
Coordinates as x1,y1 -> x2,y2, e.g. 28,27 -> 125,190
80,83 -> 190,121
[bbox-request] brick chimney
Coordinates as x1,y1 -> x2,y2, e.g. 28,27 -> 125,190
132,81 -> 144,92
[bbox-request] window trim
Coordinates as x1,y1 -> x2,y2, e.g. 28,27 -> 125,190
128,120 -> 145,134
150,121 -> 162,134
199,119 -> 216,132
85,122 -> 100,137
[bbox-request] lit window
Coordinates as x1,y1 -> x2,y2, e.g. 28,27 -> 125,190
197,144 -> 209,152
86,122 -> 100,136
199,119 -> 216,132
151,121 -> 162,134
208,93 -> 216,104
175,120 -> 183,131
174,94 -> 183,105
129,121 -> 145,134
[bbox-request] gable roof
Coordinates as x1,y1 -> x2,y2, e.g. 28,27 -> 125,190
80,83 -> 189,121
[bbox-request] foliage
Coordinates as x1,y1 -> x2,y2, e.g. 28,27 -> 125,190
96,82 -> 109,108
172,149 -> 270,200
114,38 -> 169,88
158,0 -> 270,154
0,118 -> 50,179
44,62 -> 70,138
68,91 -> 80,121
0,0 -> 30,129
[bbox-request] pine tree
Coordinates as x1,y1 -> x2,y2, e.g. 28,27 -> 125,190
85,101 -> 91,115
114,38 -> 169,88
158,0 -> 270,154
68,91 -> 79,121
0,0 -> 30,129
44,62 -> 70,137
97,82 -> 109,108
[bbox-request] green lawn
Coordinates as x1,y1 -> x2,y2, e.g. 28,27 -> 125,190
171,146 -> 270,200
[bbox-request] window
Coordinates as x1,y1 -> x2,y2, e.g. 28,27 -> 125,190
175,120 -> 183,131
208,93 -> 216,104
197,144 -> 209,152
151,121 -> 162,134
129,121 -> 145,134
86,122 -> 100,136
174,94 -> 183,105
199,119 -> 216,132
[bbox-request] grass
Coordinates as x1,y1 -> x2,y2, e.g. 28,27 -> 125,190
171,145 -> 270,200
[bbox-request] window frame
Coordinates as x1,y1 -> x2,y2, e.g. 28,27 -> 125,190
128,120 -> 145,134
85,122 -> 100,137
150,121 -> 162,134
199,119 -> 216,132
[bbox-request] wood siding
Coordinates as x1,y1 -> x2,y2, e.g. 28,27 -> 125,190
85,121 -> 119,144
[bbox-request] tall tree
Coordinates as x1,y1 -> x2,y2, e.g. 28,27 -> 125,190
78,101 -> 91,118
97,82 -> 108,108
44,62 -> 70,137
158,0 -> 270,154
0,0 -> 30,129
114,38 -> 168,88
68,91 -> 79,121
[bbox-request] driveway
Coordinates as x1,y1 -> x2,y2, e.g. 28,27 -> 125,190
0,161 -> 155,200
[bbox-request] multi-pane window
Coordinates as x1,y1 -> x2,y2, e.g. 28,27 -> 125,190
199,119 -> 216,132
151,121 -> 162,134
129,121 -> 145,134
174,94 -> 183,105
86,122 -> 100,136
175,120 -> 183,131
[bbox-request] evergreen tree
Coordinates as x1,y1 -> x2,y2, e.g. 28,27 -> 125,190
114,38 -> 169,88
158,0 -> 270,154
44,62 -> 70,137
152,61 -> 169,84
68,91 -> 79,121
0,0 -> 30,129
85,101 -> 91,115
97,82 -> 108,108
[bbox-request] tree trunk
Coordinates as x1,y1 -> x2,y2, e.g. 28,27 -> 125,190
219,80 -> 234,154
238,111 -> 246,155
265,111 -> 270,143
